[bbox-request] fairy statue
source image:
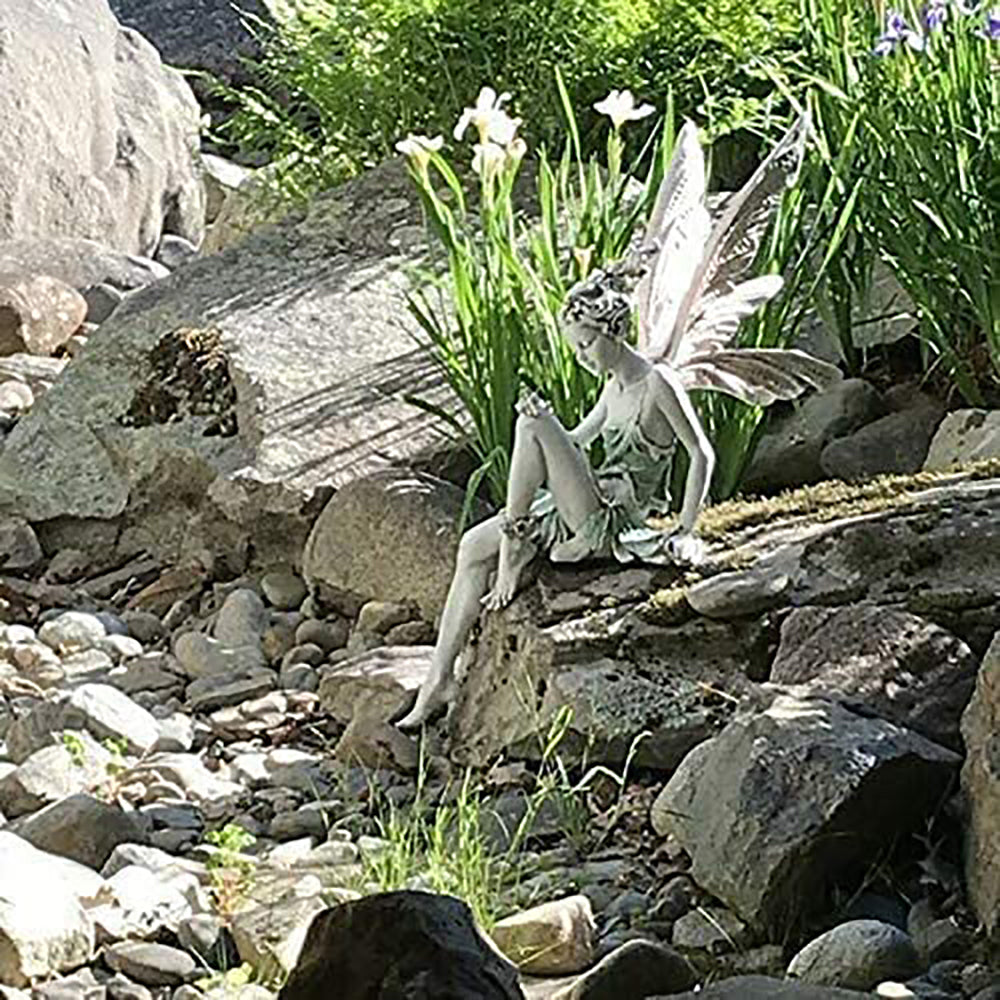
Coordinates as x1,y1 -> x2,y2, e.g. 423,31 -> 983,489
397,113 -> 840,730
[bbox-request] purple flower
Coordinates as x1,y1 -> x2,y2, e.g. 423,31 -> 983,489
923,0 -> 948,29
874,9 -> 928,54
986,7 -> 1000,36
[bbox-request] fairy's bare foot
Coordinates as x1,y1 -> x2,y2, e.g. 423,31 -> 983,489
667,531 -> 706,566
396,673 -> 456,731
482,520 -> 536,611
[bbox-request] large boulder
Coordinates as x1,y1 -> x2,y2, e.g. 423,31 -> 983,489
0,832 -> 101,986
304,469 -> 490,623
0,161 -> 459,571
108,0 -> 276,95
961,630 -> 1000,943
0,0 -> 204,257
277,892 -> 524,1000
770,605 -> 978,751
650,693 -> 960,935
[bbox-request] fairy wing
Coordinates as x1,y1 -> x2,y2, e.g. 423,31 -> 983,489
635,119 -> 712,360
655,113 -> 812,370
675,347 -> 842,406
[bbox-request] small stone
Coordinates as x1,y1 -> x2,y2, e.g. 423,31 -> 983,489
0,517 -> 42,569
356,600 -> 415,635
556,939 -> 696,999
122,611 -> 165,645
105,974 -> 154,1000
260,571 -> 307,611
213,589 -> 267,648
99,635 -> 145,662
279,663 -> 318,693
173,632 -> 265,679
44,548 -> 91,583
294,618 -> 348,653
38,612 -> 106,654
787,920 -> 923,991
384,620 -> 435,645
154,235 -> 199,270
491,894 -> 596,975
176,914 -> 238,970
103,942 -> 197,987
672,906 -> 747,954
81,283 -> 124,325
0,381 -> 34,413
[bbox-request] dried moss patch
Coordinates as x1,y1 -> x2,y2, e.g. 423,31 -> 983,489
652,458 -> 1000,544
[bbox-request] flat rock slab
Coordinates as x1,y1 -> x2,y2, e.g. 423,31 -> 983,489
0,161 -> 458,569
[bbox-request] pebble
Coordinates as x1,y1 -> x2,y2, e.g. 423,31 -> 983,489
103,942 -> 197,987
38,612 -> 106,655
260,571 -> 307,610
294,618 -> 348,653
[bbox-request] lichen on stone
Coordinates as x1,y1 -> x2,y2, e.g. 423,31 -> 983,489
119,326 -> 237,436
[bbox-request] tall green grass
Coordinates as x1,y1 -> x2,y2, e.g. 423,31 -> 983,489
764,0 -> 1000,403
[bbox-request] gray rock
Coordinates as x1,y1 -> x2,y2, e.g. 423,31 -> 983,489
214,589 -> 267,649
560,939 -> 696,999
108,0 -> 275,93
201,154 -> 251,225
185,671 -> 276,713
0,836 -> 99,985
924,409 -> 1000,470
104,942 -> 197,987
787,920 -> 922,990
0,239 -> 167,294
277,891 -> 523,999
662,975 -> 871,998
0,516 -> 41,570
155,236 -> 199,270
671,906 -> 748,953
11,793 -> 149,870
960,631 -> 1000,943
0,351 -> 66,395
177,914 -> 238,971
0,274 -> 86,357
173,631 -> 265,679
743,378 -> 884,492
770,605 -> 978,750
31,969 -> 105,1000
0,731 -> 114,817
261,571 -> 307,611
82,283 -> 125,326
38,612 -> 107,654
820,388 -> 943,481
318,645 -> 431,727
356,601 -> 415,636
650,693 -> 960,934
122,611 -> 166,645
0,0 -> 203,256
0,162 -> 458,572
6,683 -> 160,763
282,643 -> 325,668
279,663 -> 319,693
105,974 -> 153,1000
294,619 -> 349,654
99,635 -> 144,663
304,469 -> 490,624
0,380 -> 34,415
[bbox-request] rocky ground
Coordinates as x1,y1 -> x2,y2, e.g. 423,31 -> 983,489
1,464 -> 999,999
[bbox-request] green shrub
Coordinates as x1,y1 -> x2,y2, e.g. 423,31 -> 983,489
214,0 -> 801,198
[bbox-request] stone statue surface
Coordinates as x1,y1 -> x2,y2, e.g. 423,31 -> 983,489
397,114 -> 841,730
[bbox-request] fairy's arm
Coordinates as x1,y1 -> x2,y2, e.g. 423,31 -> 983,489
568,385 -> 610,449
648,364 -> 714,533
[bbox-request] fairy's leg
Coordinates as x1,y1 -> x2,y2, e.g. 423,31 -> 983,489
484,408 -> 603,610
396,516 -> 502,730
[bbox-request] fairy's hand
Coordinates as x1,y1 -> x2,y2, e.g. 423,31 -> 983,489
516,389 -> 551,419
667,531 -> 706,566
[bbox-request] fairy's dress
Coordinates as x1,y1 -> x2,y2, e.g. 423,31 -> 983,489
529,375 -> 676,562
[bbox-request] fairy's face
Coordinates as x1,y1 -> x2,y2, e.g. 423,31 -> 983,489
561,272 -> 630,375
564,322 -> 618,376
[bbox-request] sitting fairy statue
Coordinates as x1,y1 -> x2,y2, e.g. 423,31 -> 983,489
397,113 -> 840,730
